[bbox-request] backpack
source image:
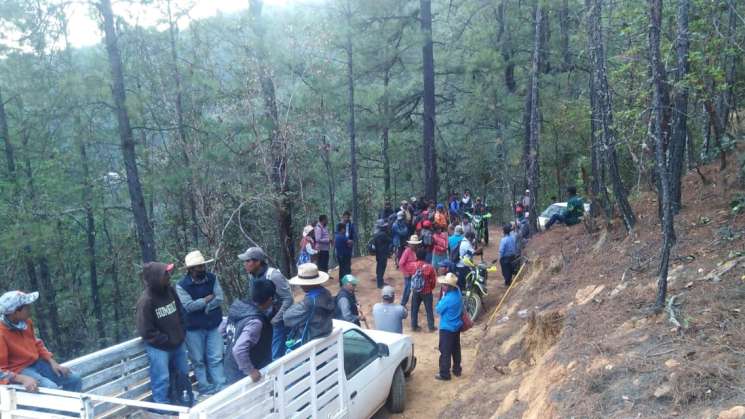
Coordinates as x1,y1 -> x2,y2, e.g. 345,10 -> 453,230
460,310 -> 473,332
449,239 -> 462,263
285,298 -> 317,352
367,238 -> 376,253
411,266 -> 425,293
168,366 -> 194,407
421,229 -> 433,246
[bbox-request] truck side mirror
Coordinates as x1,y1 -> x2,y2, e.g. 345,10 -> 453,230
377,343 -> 390,357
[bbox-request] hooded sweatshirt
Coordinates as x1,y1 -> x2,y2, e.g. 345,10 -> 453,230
136,262 -> 186,350
222,299 -> 273,383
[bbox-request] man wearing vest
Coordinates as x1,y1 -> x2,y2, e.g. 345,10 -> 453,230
239,247 -> 293,360
222,279 -> 276,384
334,275 -> 364,326
175,250 -> 226,395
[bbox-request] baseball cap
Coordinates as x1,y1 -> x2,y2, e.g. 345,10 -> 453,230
0,291 -> 39,315
341,275 -> 359,286
238,247 -> 266,262
382,285 -> 395,298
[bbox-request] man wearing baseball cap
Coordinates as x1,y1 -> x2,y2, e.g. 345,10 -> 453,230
372,286 -> 408,334
136,262 -> 190,405
238,246 -> 293,360
0,290 -> 82,392
334,275 -> 364,326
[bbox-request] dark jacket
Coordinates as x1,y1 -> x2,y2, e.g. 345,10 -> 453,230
373,230 -> 391,259
247,265 -> 293,326
334,232 -> 352,258
176,273 -> 223,331
223,299 -> 273,383
334,288 -> 360,325
283,286 -> 335,343
136,263 -> 186,350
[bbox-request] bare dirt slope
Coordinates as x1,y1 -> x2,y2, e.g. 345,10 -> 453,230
324,231 -> 508,419
436,161 -> 745,418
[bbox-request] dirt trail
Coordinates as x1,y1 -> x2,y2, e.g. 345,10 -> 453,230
324,230 -> 506,419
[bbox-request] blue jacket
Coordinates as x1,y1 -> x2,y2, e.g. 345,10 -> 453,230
335,232 -> 353,258
436,288 -> 463,332
176,273 -> 223,331
392,220 -> 409,247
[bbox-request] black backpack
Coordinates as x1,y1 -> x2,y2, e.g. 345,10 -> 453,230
411,266 -> 425,292
449,239 -> 462,263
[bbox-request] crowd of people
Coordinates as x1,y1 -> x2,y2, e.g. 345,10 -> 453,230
0,186 -> 585,409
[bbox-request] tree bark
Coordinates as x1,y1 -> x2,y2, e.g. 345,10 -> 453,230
649,0 -> 676,310
248,0 -> 294,275
497,1 -> 516,93
382,68 -> 391,202
98,0 -> 157,263
714,0 -> 737,170
102,213 -> 122,342
586,0 -> 636,231
345,1 -> 359,255
421,0 -> 438,201
559,0 -> 572,71
669,0 -> 689,213
525,4 -> 543,233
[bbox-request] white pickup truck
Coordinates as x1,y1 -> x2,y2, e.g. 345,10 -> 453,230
0,320 -> 416,419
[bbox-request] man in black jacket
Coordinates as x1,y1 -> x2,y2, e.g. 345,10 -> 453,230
222,280 -> 276,384
372,219 -> 391,288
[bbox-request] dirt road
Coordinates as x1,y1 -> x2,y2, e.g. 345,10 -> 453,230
326,230 -> 505,418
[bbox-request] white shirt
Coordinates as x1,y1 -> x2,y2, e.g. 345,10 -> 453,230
457,239 -> 475,268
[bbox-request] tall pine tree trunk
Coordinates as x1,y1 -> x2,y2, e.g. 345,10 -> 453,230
345,1 -> 359,254
586,0 -> 636,231
98,0 -> 157,263
524,4 -> 543,233
649,0 -> 676,310
382,70 -> 392,202
669,0 -> 689,213
421,0 -> 438,201
248,0 -> 293,275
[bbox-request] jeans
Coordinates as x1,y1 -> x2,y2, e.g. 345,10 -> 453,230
145,343 -> 190,404
20,359 -> 82,392
411,292 -> 435,330
375,256 -> 387,288
400,276 -> 412,307
337,254 -> 352,285
271,321 -> 288,360
184,328 -> 225,393
500,255 -> 518,286
317,250 -> 330,272
438,330 -> 462,379
545,213 -> 567,230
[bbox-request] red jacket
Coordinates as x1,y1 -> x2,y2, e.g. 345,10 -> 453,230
399,247 -> 418,277
414,261 -> 437,294
0,319 -> 53,382
432,232 -> 448,254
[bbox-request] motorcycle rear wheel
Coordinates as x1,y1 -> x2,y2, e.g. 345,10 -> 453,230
464,292 -> 482,321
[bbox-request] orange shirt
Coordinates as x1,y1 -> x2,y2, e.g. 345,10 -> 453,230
0,319 -> 53,382
434,212 -> 448,229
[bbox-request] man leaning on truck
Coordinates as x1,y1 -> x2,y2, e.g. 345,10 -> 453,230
0,290 -> 82,392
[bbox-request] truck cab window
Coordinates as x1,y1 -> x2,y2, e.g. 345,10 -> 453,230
342,329 -> 379,378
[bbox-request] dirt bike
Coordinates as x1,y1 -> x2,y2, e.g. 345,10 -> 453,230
465,211 -> 492,245
462,257 -> 498,321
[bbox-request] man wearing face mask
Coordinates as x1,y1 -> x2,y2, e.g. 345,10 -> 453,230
175,250 -> 226,395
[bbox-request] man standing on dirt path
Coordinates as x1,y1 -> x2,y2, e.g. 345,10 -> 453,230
435,273 -> 463,381
411,249 -> 437,332
499,224 -> 519,287
372,219 -> 391,289
335,275 -> 364,326
373,286 -> 408,333
239,247 -> 293,360
398,235 -> 421,307
315,215 -> 331,272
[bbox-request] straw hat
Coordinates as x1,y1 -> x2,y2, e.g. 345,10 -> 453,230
302,225 -> 314,236
289,263 -> 329,286
406,234 -> 422,245
437,273 -> 458,287
184,250 -> 214,268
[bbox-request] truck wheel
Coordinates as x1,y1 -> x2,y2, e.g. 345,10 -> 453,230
386,366 -> 406,413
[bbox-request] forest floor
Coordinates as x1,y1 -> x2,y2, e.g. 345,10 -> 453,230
332,157 -> 745,418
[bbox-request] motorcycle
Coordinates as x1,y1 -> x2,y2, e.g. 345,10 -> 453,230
461,257 -> 498,321
465,211 -> 492,245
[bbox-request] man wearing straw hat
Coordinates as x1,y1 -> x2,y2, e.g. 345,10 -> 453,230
283,263 -> 335,348
175,250 -> 226,395
435,273 -> 464,381
398,234 -> 421,307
